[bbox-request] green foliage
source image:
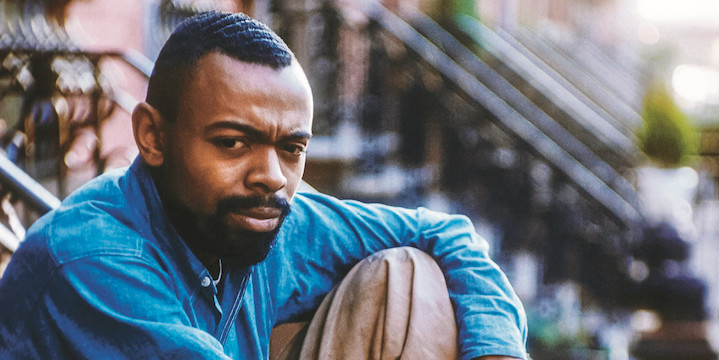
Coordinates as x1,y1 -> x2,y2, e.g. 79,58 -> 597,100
429,0 -> 479,21
638,84 -> 698,168
453,0 -> 479,20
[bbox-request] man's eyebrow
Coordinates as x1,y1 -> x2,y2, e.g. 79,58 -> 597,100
205,121 -> 312,141
206,121 -> 264,138
285,130 -> 313,141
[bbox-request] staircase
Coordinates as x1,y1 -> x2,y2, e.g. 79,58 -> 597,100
345,2 -> 645,229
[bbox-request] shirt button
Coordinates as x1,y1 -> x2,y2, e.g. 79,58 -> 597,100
201,276 -> 212,287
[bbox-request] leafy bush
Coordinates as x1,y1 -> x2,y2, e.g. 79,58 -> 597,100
638,84 -> 698,167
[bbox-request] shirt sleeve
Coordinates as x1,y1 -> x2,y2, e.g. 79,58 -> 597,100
270,192 -> 528,360
24,253 -> 232,360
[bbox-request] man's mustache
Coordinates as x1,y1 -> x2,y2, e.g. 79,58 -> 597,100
217,194 -> 291,217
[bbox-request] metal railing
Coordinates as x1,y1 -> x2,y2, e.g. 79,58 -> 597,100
0,154 -> 60,251
409,13 -> 643,215
360,1 -> 644,228
495,26 -> 642,134
455,16 -> 636,164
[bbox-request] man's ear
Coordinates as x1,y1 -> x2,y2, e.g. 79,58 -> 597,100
132,102 -> 166,167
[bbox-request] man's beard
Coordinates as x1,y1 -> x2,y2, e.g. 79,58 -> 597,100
166,194 -> 291,269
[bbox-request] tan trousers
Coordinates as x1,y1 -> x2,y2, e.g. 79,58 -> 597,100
269,247 -> 459,360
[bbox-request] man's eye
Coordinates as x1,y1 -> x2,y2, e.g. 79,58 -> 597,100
284,144 -> 306,156
216,139 -> 243,149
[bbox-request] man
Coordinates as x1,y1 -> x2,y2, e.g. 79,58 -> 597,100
0,12 -> 527,360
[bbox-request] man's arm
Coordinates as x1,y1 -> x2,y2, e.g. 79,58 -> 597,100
412,206 -> 528,360
273,193 -> 529,360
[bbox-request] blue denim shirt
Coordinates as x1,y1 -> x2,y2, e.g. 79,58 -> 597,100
0,158 -> 527,359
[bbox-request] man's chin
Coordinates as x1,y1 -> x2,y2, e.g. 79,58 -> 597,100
208,196 -> 291,268
164,194 -> 290,269
218,229 -> 279,268
211,216 -> 285,268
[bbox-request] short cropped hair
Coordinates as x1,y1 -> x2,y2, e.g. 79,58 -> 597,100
146,11 -> 294,122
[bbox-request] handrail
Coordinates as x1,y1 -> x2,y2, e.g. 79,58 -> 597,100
119,48 -> 154,78
408,12 -> 641,209
0,154 -> 60,215
568,38 -> 643,109
0,222 -> 20,253
495,27 -> 642,133
114,49 -> 153,113
455,16 -> 637,160
360,2 -> 644,227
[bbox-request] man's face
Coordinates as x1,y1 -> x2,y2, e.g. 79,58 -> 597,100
157,52 -> 313,267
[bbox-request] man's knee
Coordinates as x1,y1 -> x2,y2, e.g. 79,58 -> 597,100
361,247 -> 438,266
350,247 -> 448,296
270,247 -> 458,359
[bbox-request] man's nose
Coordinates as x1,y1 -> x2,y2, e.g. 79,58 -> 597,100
245,146 -> 287,193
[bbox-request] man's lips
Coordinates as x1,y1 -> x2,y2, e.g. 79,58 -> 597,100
226,206 -> 283,233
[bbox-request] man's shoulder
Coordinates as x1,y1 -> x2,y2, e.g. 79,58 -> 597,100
288,191 -> 427,229
289,191 -> 372,219
291,191 -> 427,217
60,165 -> 129,208
26,167 -> 150,265
292,191 -> 387,211
287,191 -> 470,237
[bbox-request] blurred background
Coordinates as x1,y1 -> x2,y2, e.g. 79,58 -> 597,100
0,0 -> 718,359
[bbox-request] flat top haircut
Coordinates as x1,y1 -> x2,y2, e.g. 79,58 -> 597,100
146,11 -> 294,122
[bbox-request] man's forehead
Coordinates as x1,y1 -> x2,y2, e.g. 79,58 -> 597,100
177,52 -> 313,134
